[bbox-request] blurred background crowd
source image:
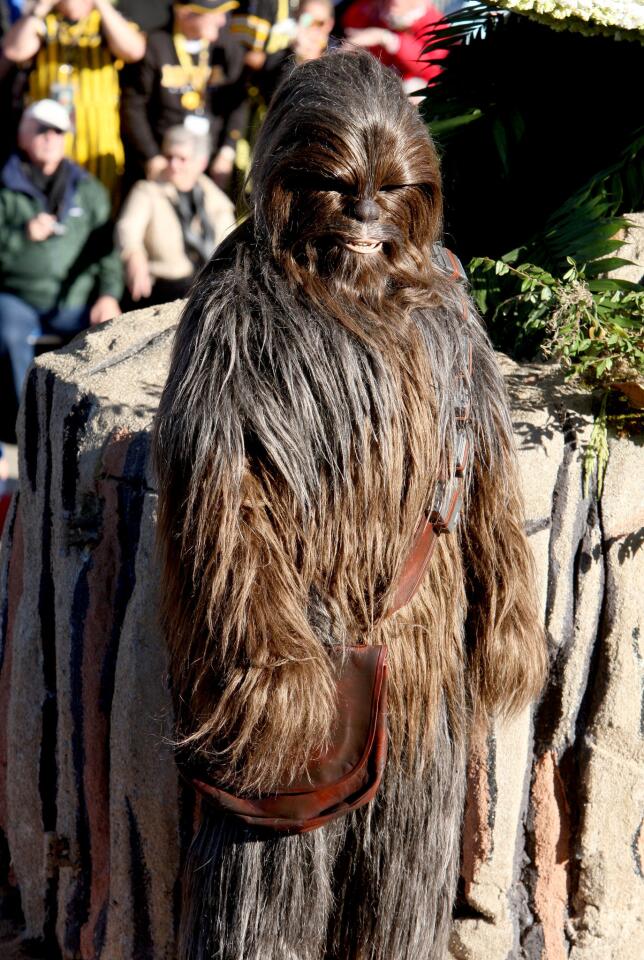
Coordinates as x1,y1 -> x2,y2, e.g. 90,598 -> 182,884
0,0 -> 470,449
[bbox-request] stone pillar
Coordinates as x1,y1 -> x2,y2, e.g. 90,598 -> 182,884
0,305 -> 642,959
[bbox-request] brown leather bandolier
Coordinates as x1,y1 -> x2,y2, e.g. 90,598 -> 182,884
184,248 -> 473,833
388,331 -> 472,615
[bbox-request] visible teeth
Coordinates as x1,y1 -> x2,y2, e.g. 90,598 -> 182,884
344,240 -> 383,254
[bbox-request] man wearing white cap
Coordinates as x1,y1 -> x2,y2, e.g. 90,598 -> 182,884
2,0 -> 146,193
0,98 -> 123,401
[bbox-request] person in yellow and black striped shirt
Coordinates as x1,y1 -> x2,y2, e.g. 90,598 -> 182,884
2,0 -> 145,194
230,0 -> 297,69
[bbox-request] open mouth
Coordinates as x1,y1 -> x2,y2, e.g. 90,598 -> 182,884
343,240 -> 383,254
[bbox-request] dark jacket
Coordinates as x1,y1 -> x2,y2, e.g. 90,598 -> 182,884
120,28 -> 247,169
255,48 -> 293,105
0,155 -> 123,311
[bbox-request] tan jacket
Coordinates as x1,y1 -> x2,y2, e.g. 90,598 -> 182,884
116,176 -> 236,280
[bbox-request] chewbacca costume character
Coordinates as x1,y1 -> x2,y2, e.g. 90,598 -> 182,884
153,51 -> 547,960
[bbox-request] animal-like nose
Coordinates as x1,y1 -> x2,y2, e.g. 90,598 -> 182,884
354,199 -> 380,222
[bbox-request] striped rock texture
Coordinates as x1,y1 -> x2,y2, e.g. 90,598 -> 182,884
0,303 -> 642,959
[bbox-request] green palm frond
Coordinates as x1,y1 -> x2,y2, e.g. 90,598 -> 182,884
513,129 -> 644,271
420,4 -> 501,135
418,8 -> 644,278
422,2 -> 494,61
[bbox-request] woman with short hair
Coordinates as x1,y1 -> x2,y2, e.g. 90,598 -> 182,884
116,125 -> 236,308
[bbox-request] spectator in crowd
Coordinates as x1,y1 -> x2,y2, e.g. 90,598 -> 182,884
343,0 -> 448,93
256,0 -> 333,103
116,125 -> 235,309
0,99 -> 122,401
230,0 -> 297,69
0,3 -> 25,165
120,0 -> 247,192
1,0 -> 145,192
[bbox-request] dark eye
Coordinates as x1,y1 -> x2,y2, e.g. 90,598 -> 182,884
379,184 -> 405,193
290,172 -> 353,195
311,175 -> 353,195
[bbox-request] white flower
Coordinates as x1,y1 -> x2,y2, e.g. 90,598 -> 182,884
485,0 -> 644,38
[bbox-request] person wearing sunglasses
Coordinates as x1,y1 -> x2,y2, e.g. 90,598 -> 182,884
0,98 -> 123,403
2,1 -> 145,193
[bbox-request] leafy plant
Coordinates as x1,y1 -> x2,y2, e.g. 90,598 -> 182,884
420,8 -> 644,282
470,256 -> 643,495
503,129 -> 644,274
470,256 -> 644,387
419,5 -> 644,496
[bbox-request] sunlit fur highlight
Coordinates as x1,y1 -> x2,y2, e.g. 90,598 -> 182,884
153,49 -> 547,959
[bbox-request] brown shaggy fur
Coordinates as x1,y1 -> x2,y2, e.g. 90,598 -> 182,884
153,50 -> 547,959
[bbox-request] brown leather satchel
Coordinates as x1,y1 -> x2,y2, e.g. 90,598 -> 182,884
186,252 -> 473,833
192,645 -> 388,833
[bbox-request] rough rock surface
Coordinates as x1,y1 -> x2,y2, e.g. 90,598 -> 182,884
612,212 -> 644,286
0,303 -> 642,959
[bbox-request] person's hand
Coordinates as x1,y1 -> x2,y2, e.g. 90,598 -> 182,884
209,147 -> 235,191
145,155 -> 167,181
244,49 -> 267,71
0,454 -> 9,483
89,295 -> 120,326
28,0 -> 57,17
344,28 -> 399,54
26,212 -> 57,242
125,251 -> 153,302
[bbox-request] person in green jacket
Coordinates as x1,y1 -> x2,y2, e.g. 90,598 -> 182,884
0,98 -> 123,400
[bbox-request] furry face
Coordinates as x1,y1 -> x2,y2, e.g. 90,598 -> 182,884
251,51 -> 443,318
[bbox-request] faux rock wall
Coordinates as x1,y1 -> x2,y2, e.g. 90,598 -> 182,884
0,303 -> 642,960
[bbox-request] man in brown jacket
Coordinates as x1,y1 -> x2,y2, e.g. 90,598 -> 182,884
115,125 -> 235,308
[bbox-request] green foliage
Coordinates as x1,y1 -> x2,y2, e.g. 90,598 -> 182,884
581,393 -> 644,498
469,256 -> 644,387
420,9 -> 644,359
508,129 -> 644,273
471,256 -> 643,497
422,3 -> 497,138
466,137 -> 644,356
420,7 -> 644,495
